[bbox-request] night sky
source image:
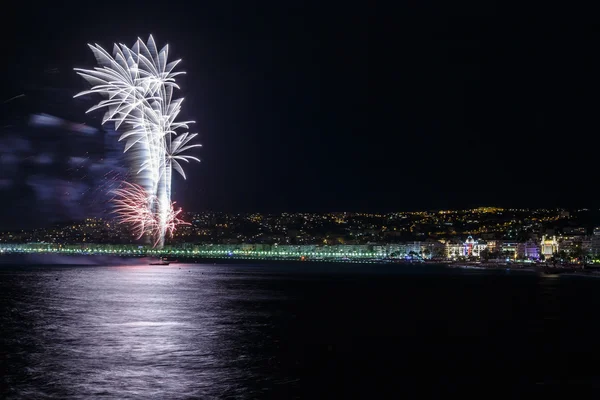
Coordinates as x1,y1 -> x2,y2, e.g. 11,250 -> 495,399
1,1 -> 599,228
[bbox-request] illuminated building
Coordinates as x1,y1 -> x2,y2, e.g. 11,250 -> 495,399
485,240 -> 500,253
464,236 -> 487,257
445,239 -> 464,259
540,235 -> 558,258
517,239 -> 540,260
500,242 -> 518,259
592,228 -> 600,256
420,239 -> 445,259
387,242 -> 422,258
555,235 -> 591,258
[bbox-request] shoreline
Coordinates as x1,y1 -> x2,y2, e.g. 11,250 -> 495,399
2,253 -> 600,278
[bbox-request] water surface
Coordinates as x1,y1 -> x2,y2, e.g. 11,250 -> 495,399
1,263 -> 600,398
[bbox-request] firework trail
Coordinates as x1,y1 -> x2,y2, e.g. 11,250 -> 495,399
74,36 -> 201,247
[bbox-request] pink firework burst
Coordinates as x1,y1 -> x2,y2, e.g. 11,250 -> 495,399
112,181 -> 190,247
112,182 -> 158,240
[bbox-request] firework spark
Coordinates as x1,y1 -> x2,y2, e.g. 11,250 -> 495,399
112,182 -> 158,241
75,36 -> 200,247
112,182 -> 189,247
165,201 -> 190,237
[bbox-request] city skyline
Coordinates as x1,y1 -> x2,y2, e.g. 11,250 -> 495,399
2,208 -> 600,265
0,204 -> 598,231
3,206 -> 600,243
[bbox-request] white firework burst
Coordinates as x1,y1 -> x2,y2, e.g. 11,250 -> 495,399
75,35 -> 201,247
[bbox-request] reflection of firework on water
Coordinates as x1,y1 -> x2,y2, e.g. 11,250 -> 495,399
75,35 -> 200,248
112,181 -> 189,247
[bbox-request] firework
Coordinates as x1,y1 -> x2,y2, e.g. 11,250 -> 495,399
75,36 -> 200,247
112,182 -> 189,247
112,182 -> 158,240
164,202 -> 191,237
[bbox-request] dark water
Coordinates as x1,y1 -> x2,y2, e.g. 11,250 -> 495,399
2,263 -> 600,398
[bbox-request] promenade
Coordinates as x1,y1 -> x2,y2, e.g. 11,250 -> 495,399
0,243 -> 388,262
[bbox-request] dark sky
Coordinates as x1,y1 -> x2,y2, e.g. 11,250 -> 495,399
1,1 -> 599,223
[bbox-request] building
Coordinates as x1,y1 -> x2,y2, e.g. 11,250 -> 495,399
388,242 -> 421,258
517,239 -> 540,260
486,240 -> 500,253
592,228 -> 600,257
420,239 -> 445,259
445,239 -> 465,259
558,236 -> 589,255
500,241 -> 518,260
443,237 -> 487,259
540,235 -> 558,259
464,236 -> 487,258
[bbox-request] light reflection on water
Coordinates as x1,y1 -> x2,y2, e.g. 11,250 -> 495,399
2,263 -> 600,397
1,264 -> 291,399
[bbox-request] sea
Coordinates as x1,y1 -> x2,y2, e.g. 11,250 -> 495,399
2,260 -> 600,398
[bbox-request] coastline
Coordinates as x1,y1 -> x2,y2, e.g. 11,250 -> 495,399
2,252 -> 600,278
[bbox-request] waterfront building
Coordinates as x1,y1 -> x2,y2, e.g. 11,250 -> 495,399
593,239 -> 600,256
464,236 -> 476,256
388,242 -> 421,258
372,245 -> 387,257
463,236 -> 487,257
500,241 -> 518,259
240,243 -> 273,252
540,235 -> 559,259
486,240 -> 500,253
558,236 -> 585,254
517,239 -> 540,260
591,228 -> 600,256
420,239 -> 445,259
445,239 -> 465,259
